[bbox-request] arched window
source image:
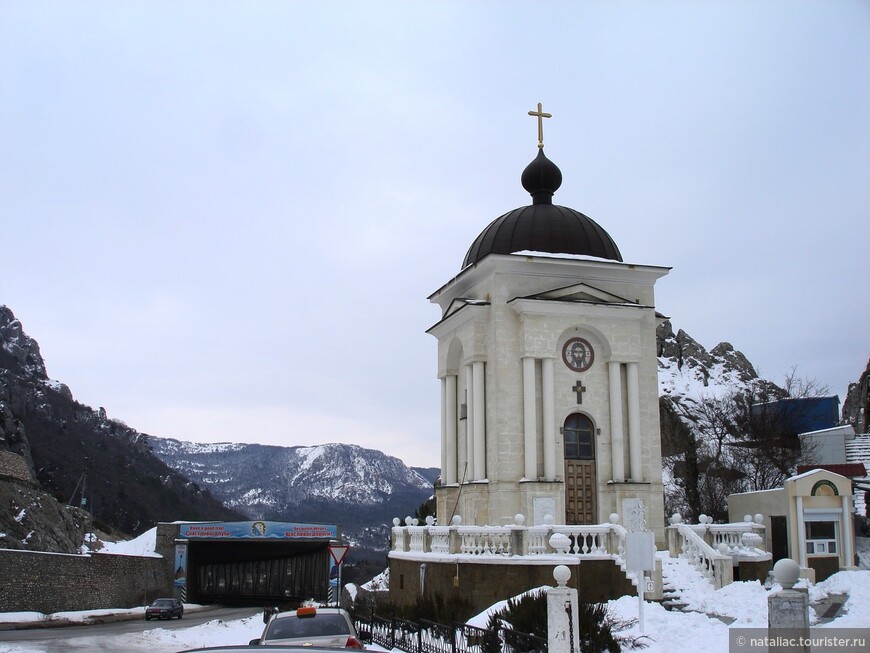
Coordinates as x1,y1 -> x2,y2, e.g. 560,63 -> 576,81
563,413 -> 594,460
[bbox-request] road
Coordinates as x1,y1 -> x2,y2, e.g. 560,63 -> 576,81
0,606 -> 261,652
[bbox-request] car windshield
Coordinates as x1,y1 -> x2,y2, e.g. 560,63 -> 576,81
265,614 -> 350,640
153,600 -> 175,607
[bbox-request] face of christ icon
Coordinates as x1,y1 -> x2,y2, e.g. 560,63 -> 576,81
569,342 -> 590,366
562,337 -> 595,372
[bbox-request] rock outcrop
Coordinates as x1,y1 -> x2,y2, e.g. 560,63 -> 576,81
0,305 -> 243,544
843,357 -> 870,434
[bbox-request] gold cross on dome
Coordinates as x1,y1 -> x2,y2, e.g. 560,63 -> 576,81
528,102 -> 552,149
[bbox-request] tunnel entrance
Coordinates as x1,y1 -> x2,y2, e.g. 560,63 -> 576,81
167,521 -> 339,607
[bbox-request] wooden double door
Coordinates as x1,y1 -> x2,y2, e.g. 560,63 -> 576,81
563,413 -> 597,524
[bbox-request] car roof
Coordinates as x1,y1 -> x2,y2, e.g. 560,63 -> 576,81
178,647 -> 346,653
273,607 -> 346,618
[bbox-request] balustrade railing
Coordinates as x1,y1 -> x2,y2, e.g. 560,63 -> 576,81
429,527 -> 451,554
458,526 -> 512,556
675,523 -> 733,588
707,522 -> 766,553
390,520 -> 625,562
408,527 -> 427,553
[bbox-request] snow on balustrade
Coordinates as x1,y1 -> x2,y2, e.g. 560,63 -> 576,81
458,526 -> 512,555
428,526 -> 451,553
391,524 -> 405,552
389,514 -> 629,562
674,522 -> 733,588
559,525 -> 609,555
708,523 -> 766,551
407,526 -> 427,552
528,526 -> 550,555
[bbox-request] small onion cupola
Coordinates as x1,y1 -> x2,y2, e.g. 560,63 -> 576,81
462,104 -> 623,269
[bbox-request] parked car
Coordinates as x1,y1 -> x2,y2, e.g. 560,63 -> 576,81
250,606 -> 364,648
146,597 -> 184,620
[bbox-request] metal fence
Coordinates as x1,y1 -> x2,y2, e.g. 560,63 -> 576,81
353,615 -> 547,653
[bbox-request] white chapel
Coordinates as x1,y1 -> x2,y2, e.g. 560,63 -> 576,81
428,109 -> 670,540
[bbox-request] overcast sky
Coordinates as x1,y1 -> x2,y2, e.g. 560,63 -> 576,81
2,1 -> 868,468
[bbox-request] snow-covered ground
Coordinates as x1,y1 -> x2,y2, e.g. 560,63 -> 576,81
91,527 -> 162,557
0,612 -> 266,652
1,532 -> 866,652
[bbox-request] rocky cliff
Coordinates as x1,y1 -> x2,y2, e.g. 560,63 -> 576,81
843,357 -> 870,434
0,306 -> 242,546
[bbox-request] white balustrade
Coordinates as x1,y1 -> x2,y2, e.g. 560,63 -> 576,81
457,526 -> 512,555
675,523 -> 732,588
407,526 -> 427,553
527,526 -> 550,555
393,522 -> 625,559
391,526 -> 405,551
561,525 -> 609,555
610,524 -> 627,559
428,527 -> 451,554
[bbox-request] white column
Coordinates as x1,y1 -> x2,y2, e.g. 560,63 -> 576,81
796,496 -> 807,569
465,365 -> 474,480
445,374 -> 458,485
627,362 -> 642,482
542,357 -> 556,481
440,377 -> 448,485
842,495 -> 854,568
523,357 -> 538,480
473,360 -> 486,480
608,361 -> 625,482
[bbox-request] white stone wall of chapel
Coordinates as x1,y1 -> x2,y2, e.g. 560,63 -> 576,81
430,254 -> 667,536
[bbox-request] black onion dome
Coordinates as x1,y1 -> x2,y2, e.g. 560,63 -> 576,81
462,149 -> 622,269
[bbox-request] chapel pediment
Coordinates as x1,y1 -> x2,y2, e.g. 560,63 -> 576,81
525,282 -> 637,305
443,297 -> 491,319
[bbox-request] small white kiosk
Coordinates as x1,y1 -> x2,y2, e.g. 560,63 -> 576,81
728,469 -> 857,582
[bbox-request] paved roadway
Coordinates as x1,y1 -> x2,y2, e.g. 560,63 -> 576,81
0,606 -> 261,652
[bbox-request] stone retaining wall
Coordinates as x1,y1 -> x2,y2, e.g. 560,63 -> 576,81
389,557 -> 636,616
0,549 -> 173,613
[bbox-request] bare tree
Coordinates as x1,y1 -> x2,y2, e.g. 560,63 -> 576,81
661,372 -> 831,521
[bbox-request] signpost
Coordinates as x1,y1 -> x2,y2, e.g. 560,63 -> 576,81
329,545 -> 350,566
626,531 -> 656,634
328,545 -> 350,606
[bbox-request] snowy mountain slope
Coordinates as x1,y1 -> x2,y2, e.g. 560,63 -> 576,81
147,437 -> 433,547
657,319 -> 782,404
656,320 -> 785,452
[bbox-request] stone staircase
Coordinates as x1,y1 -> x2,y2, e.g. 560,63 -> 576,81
657,554 -> 736,624
659,556 -> 691,613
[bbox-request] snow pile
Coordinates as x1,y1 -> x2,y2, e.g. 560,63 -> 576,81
361,568 -> 389,591
805,569 -> 870,628
605,569 -> 870,653
465,586 -> 549,628
96,527 -> 161,558
0,613 -> 265,652
112,615 -> 263,651
661,554 -> 769,623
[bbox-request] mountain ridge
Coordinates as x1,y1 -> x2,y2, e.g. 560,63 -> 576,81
145,436 -> 434,551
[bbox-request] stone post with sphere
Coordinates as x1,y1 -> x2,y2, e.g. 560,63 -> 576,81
768,558 -> 810,653
547,565 -> 580,653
